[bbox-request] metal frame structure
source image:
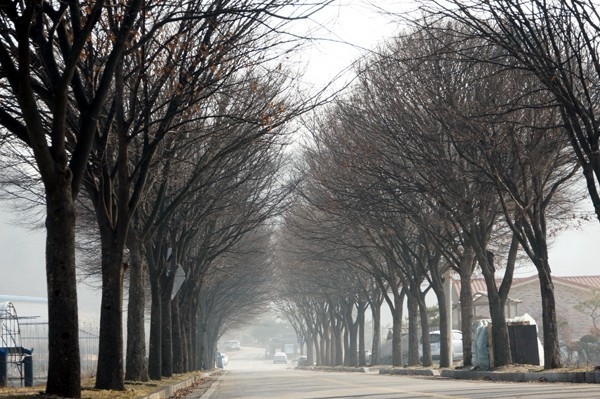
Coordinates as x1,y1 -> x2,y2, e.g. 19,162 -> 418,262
0,301 -> 27,386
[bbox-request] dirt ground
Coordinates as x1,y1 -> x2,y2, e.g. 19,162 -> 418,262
0,370 -> 224,399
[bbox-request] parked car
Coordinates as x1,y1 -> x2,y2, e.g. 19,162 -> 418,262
221,340 -> 241,351
420,330 -> 463,361
293,355 -> 308,367
273,352 -> 288,364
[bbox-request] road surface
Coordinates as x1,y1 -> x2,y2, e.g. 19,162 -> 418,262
198,346 -> 600,398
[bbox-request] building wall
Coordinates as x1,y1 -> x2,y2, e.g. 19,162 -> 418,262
510,281 -> 594,343
452,280 -> 595,343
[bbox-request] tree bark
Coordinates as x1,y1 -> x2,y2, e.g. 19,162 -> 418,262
44,184 -> 81,398
160,280 -> 174,377
358,306 -> 366,366
418,293 -> 432,367
148,276 -> 162,379
391,292 -> 405,367
95,239 -> 126,390
479,249 -> 511,368
125,240 -> 149,381
458,244 -> 476,366
538,265 -> 562,368
432,281 -> 450,368
172,299 -> 184,373
407,291 -> 420,366
370,304 -> 381,365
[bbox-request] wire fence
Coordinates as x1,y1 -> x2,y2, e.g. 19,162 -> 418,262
18,322 -> 99,386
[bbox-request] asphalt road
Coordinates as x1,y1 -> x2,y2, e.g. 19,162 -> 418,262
198,346 -> 600,399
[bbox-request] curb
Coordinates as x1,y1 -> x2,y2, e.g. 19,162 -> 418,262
297,366 -> 369,373
379,367 -> 440,377
299,364 -> 600,384
441,369 -> 600,383
141,373 -> 210,399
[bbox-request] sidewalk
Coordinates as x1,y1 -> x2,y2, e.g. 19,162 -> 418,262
140,371 -> 222,399
379,365 -> 600,383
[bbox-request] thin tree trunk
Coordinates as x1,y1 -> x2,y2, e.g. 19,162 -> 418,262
538,265 -> 562,368
148,276 -> 162,379
371,304 -> 381,365
459,244 -> 476,366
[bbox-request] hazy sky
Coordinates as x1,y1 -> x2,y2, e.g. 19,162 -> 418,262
1,0 -> 599,325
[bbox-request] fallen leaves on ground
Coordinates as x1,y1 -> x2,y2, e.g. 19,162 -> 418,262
0,371 -> 219,399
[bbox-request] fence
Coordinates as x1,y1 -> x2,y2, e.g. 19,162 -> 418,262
18,322 -> 99,386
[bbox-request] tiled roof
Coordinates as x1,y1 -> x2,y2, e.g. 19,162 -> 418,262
452,275 -> 600,296
553,275 -> 600,290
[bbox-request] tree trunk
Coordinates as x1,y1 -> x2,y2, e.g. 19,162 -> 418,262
480,249 -> 511,367
418,293 -> 432,367
95,241 -> 126,390
538,265 -> 562,368
488,292 -> 511,367
322,328 -> 330,365
370,304 -> 381,365
433,282 -> 450,368
358,306 -> 366,366
407,291 -> 420,366
458,245 -> 476,366
160,282 -> 174,377
172,299 -> 184,373
190,305 -> 198,371
148,276 -> 162,379
306,333 -> 315,366
313,332 -> 321,366
391,292 -> 405,367
333,317 -> 344,366
348,317 -> 358,367
125,240 -> 149,381
44,185 -> 81,398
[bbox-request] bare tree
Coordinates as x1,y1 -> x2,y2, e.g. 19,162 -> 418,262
0,0 -> 146,395
419,0 -> 600,221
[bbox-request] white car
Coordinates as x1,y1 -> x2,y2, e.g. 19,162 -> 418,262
420,330 -> 463,361
222,340 -> 241,351
273,352 -> 288,364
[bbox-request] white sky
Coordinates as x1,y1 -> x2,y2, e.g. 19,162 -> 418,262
0,0 -> 599,325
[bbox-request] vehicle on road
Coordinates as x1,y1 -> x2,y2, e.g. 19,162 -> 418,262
420,330 -> 463,361
293,355 -> 307,366
273,352 -> 288,364
222,340 -> 241,351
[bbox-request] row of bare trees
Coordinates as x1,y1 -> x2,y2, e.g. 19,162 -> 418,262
275,1 -> 597,371
0,0 -> 332,397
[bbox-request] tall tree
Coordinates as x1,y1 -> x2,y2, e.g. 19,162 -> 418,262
421,0 -> 600,222
0,1 -> 143,396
